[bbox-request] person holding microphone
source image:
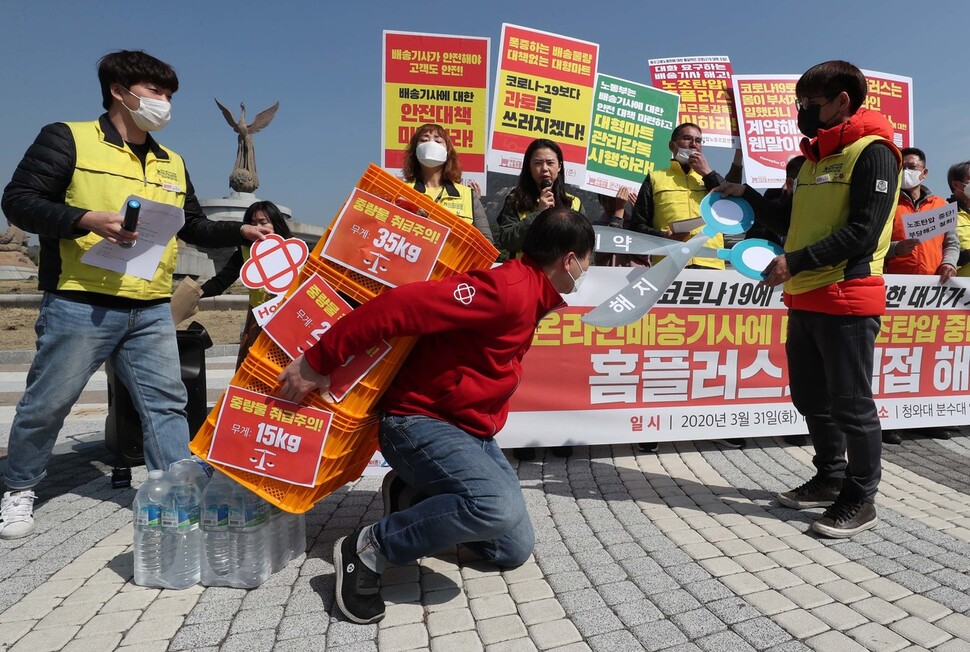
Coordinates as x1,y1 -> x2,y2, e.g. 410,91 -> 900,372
496,138 -> 584,260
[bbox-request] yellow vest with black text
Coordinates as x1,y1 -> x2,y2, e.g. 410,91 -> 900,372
957,207 -> 970,277
650,164 -> 724,269
515,194 -> 583,220
786,135 -> 899,294
61,120 -> 187,299
405,180 -> 474,225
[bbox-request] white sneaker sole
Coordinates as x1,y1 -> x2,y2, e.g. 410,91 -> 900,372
811,515 -> 878,538
0,521 -> 35,540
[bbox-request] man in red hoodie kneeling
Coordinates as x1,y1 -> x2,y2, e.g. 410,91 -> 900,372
278,207 -> 593,624
717,60 -> 901,538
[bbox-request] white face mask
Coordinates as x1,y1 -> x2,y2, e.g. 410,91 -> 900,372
675,148 -> 693,165
964,182 -> 970,199
415,141 -> 448,167
566,257 -> 588,294
125,88 -> 171,131
901,168 -> 923,190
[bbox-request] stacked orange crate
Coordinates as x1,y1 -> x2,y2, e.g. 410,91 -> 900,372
190,165 -> 498,512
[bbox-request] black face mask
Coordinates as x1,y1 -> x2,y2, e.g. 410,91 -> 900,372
797,104 -> 824,139
797,97 -> 835,139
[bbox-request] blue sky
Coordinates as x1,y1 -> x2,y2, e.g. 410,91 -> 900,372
2,1 -> 968,228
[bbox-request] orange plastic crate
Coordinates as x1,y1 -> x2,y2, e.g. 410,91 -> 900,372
191,395 -> 378,514
191,165 -> 498,512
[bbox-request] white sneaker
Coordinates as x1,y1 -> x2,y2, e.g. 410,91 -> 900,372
0,490 -> 36,540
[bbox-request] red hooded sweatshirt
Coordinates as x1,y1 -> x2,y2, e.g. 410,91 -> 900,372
304,257 -> 564,437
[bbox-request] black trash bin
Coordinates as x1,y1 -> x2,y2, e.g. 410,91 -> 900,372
105,321 -> 213,485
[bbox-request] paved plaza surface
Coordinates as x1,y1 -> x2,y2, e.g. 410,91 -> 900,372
2,350 -> 970,651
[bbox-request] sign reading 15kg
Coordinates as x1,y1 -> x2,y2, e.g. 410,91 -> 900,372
321,188 -> 450,288
208,386 -> 333,487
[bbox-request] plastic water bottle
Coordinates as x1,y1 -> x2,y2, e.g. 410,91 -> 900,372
269,506 -> 290,572
200,472 -> 233,586
227,483 -> 272,588
133,470 -> 171,587
169,458 -> 211,496
159,466 -> 202,589
288,512 -> 306,562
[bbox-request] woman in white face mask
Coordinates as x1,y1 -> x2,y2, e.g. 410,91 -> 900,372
401,124 -> 493,244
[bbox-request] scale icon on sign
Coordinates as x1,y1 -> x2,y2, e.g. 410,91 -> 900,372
249,448 -> 277,471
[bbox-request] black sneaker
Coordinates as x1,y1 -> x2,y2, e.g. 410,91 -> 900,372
512,447 -> 537,461
777,476 -> 842,509
333,529 -> 385,624
929,427 -> 957,440
716,438 -> 746,449
381,471 -> 428,517
552,446 -> 573,457
882,430 -> 904,445
811,500 -> 877,538
637,441 -> 658,453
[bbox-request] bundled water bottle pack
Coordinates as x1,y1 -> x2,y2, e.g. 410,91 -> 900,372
133,460 -> 306,589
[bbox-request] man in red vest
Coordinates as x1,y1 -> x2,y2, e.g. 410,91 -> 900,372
881,147 -> 958,444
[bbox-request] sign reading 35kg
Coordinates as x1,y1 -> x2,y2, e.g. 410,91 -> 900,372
322,188 -> 450,288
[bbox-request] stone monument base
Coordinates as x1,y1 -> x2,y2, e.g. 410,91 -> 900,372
0,251 -> 37,280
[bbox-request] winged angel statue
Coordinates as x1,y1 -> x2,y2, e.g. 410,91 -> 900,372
215,99 -> 280,193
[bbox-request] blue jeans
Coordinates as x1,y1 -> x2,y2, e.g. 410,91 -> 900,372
370,414 -> 534,568
786,310 -> 882,502
3,294 -> 190,489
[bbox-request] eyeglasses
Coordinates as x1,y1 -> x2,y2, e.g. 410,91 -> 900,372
676,135 -> 704,145
794,95 -> 832,111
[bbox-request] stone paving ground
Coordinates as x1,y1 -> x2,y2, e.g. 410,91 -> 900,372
1,352 -> 970,651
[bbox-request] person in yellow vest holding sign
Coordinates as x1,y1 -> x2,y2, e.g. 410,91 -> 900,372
0,50 -> 269,540
948,162 -> 970,277
717,60 -> 902,539
496,138 -> 584,260
201,200 -> 293,368
401,123 -> 493,243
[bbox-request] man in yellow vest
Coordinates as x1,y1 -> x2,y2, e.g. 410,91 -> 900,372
630,123 -> 746,451
0,50 -> 269,540
631,122 -> 730,269
717,60 -> 901,538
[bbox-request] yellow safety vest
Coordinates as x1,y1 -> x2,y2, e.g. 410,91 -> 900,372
650,164 -> 725,269
786,135 -> 899,294
61,120 -> 188,299
516,194 -> 583,220
405,180 -> 474,225
511,195 -> 583,259
956,207 -> 970,277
